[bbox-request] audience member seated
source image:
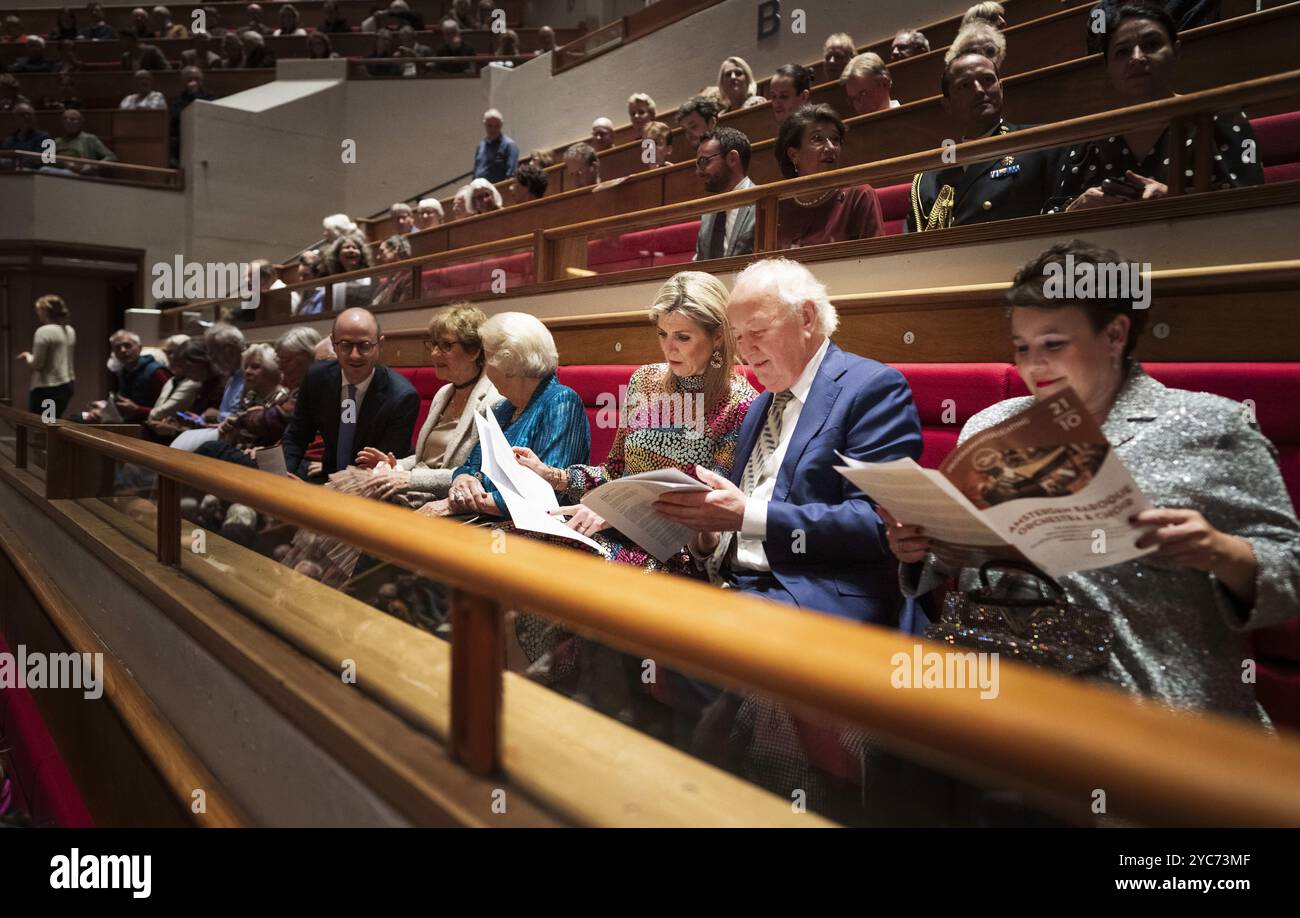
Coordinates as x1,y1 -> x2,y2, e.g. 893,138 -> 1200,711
390,202 -> 415,234
590,117 -> 615,152
474,107 -> 518,182
962,1 -> 1007,30
429,312 -> 589,519
325,234 -> 373,309
306,31 -> 338,59
322,212 -> 359,243
491,29 -> 520,68
292,248 -> 327,315
320,0 -> 350,32
207,322 -> 247,422
127,7 -> 156,38
627,93 -> 657,139
12,37 -> 55,73
182,31 -> 224,69
890,239 -> 1300,723
655,258 -> 923,791
91,329 -> 171,422
143,338 -> 223,443
944,19 -> 1007,69
505,161 -> 547,202
52,39 -> 83,74
775,104 -> 884,249
54,109 -> 118,173
243,30 -> 277,67
242,3 -> 273,36
120,69 -> 167,110
370,234 -> 413,305
415,197 -> 445,229
80,4 -> 114,40
534,25 -> 557,55
694,127 -> 755,261
905,53 -> 1061,232
768,63 -> 814,125
43,72 -> 85,111
433,19 -> 477,74
641,121 -> 672,169
386,0 -> 425,32
1,16 -> 28,44
475,0 -> 496,31
1086,0 -> 1223,53
173,339 -> 280,452
469,177 -> 503,213
0,103 -> 49,169
122,32 -> 170,71
676,96 -> 721,153
840,52 -> 898,115
450,183 -> 473,219
170,66 -> 213,164
1049,3 -> 1263,214
153,6 -> 189,39
890,28 -> 929,61
564,142 -> 600,188
220,32 -> 246,68
48,8 -> 79,41
0,75 -> 31,113
365,28 -> 403,76
273,4 -> 306,36
281,307 -> 420,482
716,56 -> 765,113
822,32 -> 856,82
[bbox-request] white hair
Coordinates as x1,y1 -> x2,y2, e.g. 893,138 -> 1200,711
110,328 -> 141,344
840,51 -> 890,84
479,312 -> 558,378
390,201 -> 413,216
417,197 -> 444,216
452,184 -> 474,213
731,257 -> 839,336
242,341 -> 279,374
468,177 -> 503,211
274,325 -> 322,357
591,117 -> 614,130
322,212 -> 357,238
483,108 -> 503,122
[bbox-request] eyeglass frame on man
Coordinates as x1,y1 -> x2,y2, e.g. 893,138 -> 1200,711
333,338 -> 378,356
695,150 -> 727,171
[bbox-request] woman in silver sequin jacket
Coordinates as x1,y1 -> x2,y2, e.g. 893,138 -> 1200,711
886,241 -> 1300,723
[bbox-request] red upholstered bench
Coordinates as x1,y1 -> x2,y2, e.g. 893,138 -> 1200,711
586,220 -> 702,274
1255,110 -> 1300,185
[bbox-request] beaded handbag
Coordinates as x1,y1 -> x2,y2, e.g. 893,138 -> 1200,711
925,561 -> 1115,675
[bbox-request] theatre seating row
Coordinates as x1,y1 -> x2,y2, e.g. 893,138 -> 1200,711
409,111 -> 1300,296
396,360 -> 1300,730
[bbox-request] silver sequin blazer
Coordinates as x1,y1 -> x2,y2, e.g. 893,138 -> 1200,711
904,365 -> 1300,722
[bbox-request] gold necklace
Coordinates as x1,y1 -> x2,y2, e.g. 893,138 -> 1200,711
792,187 -> 836,207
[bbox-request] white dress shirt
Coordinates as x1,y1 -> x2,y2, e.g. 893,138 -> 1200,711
734,336 -> 831,571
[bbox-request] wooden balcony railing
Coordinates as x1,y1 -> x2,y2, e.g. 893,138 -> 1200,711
2,404 -> 1299,825
0,149 -> 184,189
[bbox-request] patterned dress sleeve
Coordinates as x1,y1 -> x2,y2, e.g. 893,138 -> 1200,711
564,365 -> 653,499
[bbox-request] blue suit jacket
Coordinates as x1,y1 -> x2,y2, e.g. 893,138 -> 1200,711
730,342 -> 923,625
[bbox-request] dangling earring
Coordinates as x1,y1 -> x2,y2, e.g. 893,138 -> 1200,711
709,349 -> 723,369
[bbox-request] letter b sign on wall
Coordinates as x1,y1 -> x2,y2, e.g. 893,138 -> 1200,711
758,0 -> 780,39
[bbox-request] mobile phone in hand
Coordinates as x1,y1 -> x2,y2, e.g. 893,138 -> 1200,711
175,410 -> 205,427
1100,176 -> 1142,198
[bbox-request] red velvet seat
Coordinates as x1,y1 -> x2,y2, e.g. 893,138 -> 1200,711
586,221 -> 701,274
1254,110 -> 1300,185
877,182 -> 911,236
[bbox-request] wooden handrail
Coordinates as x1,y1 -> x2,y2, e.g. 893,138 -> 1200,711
27,418 -> 1300,826
3,148 -> 184,185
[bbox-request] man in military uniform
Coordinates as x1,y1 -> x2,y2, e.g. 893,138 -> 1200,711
905,53 -> 1061,232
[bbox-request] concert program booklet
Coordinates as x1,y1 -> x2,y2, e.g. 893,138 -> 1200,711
580,468 -> 710,562
835,387 -> 1156,577
471,408 -> 603,553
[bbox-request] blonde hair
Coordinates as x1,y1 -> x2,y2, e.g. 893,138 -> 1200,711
823,31 -> 855,53
839,51 -> 889,84
642,121 -> 671,144
716,56 -> 758,103
961,2 -> 1005,27
945,20 -> 1007,68
648,271 -> 736,409
627,91 -> 656,112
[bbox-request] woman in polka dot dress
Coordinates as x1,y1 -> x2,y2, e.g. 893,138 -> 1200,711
1046,4 -> 1263,214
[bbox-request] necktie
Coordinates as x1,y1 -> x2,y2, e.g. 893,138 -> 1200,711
336,383 -> 357,470
707,209 -> 728,260
707,390 -> 793,584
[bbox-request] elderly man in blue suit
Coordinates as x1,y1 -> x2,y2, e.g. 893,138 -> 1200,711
655,257 -> 923,813
657,256 -> 923,624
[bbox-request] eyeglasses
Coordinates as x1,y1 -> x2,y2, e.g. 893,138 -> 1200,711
423,338 -> 460,353
696,151 -> 725,170
334,339 -> 377,356
806,130 -> 842,149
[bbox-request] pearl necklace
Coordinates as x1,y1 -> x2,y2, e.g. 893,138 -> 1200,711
792,187 -> 837,208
